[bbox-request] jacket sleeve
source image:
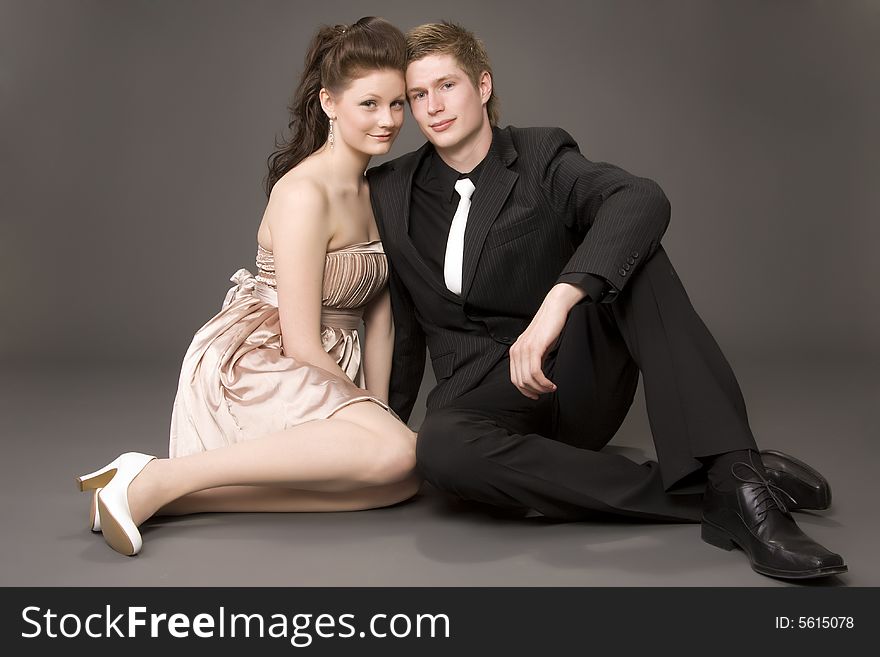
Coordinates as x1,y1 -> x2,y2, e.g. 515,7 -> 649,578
386,265 -> 426,424
539,128 -> 671,301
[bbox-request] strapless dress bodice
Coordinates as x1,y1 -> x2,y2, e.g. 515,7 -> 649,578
254,240 -> 388,311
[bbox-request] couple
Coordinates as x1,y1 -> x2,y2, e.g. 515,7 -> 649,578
77,17 -> 846,580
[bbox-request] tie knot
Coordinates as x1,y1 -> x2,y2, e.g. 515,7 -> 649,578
454,177 -> 475,200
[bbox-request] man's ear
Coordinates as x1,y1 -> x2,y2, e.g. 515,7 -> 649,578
478,71 -> 492,105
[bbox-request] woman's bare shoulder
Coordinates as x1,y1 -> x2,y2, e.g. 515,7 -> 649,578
270,167 -> 328,208
265,168 -> 334,237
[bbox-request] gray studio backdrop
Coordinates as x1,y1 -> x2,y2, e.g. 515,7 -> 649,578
2,0 -> 878,377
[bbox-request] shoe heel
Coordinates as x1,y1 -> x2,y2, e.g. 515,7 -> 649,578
89,489 -> 101,532
702,522 -> 736,551
90,452 -> 155,556
76,459 -> 121,491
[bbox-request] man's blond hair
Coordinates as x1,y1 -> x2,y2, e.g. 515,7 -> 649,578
406,21 -> 500,126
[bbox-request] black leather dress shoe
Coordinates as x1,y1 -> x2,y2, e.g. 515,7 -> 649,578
701,457 -> 847,580
760,450 -> 831,511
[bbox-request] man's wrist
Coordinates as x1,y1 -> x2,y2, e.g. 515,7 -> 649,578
556,273 -> 610,304
546,282 -> 587,312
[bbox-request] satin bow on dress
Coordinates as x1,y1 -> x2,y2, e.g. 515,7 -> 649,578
169,240 -> 393,457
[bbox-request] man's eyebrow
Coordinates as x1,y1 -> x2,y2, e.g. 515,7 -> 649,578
407,75 -> 457,93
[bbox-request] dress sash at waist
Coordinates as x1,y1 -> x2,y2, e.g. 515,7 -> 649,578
319,308 -> 363,330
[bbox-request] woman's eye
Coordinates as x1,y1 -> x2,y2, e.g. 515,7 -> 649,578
361,100 -> 377,108
392,100 -> 405,108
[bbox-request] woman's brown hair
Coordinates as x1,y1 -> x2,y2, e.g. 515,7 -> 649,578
264,17 -> 406,197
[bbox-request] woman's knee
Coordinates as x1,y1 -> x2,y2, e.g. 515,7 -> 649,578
331,401 -> 416,481
360,419 -> 417,487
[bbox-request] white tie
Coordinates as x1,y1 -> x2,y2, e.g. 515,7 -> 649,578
444,177 -> 476,295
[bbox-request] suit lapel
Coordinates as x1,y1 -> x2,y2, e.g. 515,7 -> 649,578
381,127 -> 520,304
382,144 -> 463,305
376,145 -> 422,238
460,130 -> 519,299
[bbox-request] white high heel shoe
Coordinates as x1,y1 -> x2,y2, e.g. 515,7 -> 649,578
77,452 -> 156,556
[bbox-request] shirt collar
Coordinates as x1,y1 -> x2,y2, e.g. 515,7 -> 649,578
426,141 -> 492,203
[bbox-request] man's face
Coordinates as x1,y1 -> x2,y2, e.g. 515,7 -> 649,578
405,53 -> 490,151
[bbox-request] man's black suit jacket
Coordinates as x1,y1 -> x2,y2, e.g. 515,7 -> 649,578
367,125 -> 671,422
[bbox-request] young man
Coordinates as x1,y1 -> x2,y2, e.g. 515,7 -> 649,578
366,21 -> 845,580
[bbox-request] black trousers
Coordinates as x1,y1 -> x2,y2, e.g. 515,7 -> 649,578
416,247 -> 758,522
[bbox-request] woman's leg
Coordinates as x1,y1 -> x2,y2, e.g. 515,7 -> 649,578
125,401 -> 417,525
156,474 -> 422,515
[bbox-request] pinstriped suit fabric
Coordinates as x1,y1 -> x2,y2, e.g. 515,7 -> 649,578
367,126 -> 671,422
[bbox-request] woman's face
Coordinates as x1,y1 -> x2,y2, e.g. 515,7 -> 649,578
324,69 -> 406,156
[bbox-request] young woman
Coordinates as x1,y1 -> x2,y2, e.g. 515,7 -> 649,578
77,17 -> 420,556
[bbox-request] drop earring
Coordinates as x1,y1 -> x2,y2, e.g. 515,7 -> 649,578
328,118 -> 335,149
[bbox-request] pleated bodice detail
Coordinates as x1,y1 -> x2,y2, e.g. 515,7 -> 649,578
255,240 -> 388,310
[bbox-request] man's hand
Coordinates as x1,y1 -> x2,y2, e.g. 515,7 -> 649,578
509,283 -> 586,399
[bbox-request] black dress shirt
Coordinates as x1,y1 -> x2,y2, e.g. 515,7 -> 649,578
409,147 -> 609,303
409,149 -> 486,281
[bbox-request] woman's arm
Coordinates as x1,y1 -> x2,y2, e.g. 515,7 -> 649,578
361,285 -> 394,402
266,179 -> 350,379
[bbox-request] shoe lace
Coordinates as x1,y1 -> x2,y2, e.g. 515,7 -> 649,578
731,454 -> 796,519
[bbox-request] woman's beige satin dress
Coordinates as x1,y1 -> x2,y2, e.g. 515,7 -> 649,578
169,240 -> 392,457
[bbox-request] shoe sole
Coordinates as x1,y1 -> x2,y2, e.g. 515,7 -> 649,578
762,450 -> 831,510
701,519 -> 847,580
96,496 -> 137,557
